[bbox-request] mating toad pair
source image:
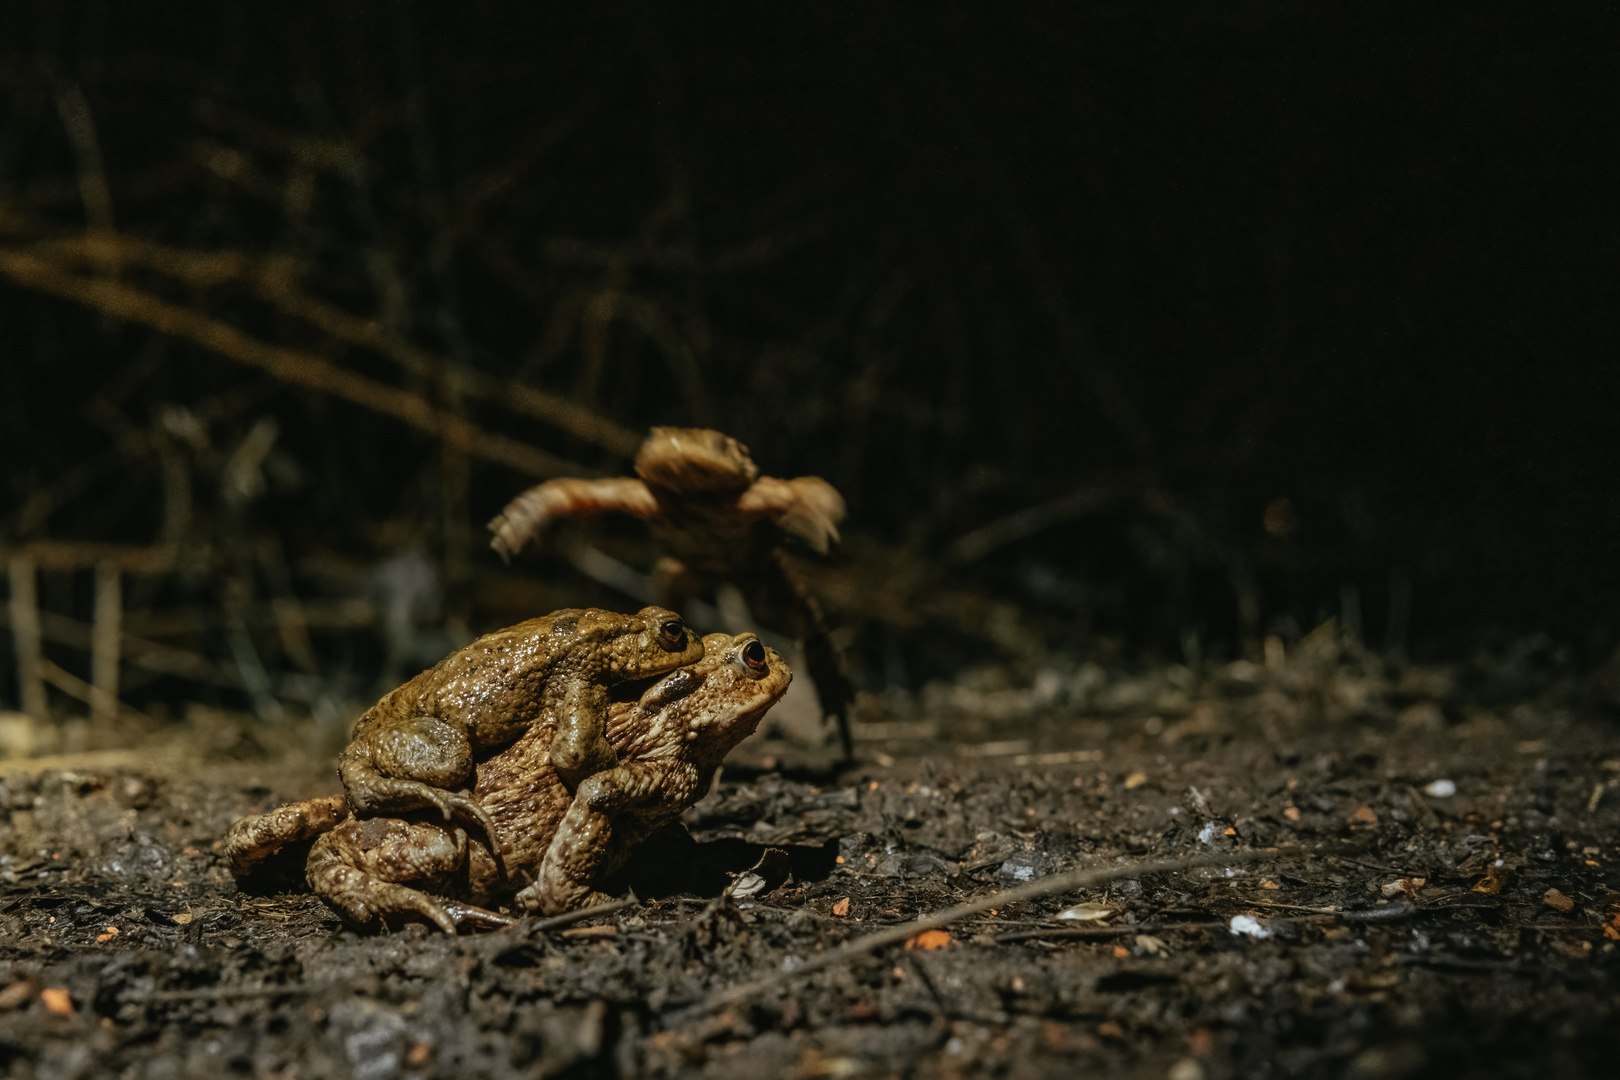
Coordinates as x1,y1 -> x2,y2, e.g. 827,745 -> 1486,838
226,608 -> 790,932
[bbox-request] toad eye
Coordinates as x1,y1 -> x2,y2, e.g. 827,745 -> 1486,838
742,638 -> 768,674
657,620 -> 688,650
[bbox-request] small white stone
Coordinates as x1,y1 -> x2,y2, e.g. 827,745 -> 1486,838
1424,779 -> 1457,798
1229,914 -> 1271,939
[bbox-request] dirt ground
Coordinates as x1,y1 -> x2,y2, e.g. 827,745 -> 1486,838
3,645 -> 1619,1080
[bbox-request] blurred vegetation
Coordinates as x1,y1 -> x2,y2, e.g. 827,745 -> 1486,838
0,3 -> 1612,736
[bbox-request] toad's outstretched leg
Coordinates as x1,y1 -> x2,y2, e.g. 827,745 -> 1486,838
519,762 -> 697,915
224,795 -> 348,877
337,714 -> 506,878
306,818 -> 513,933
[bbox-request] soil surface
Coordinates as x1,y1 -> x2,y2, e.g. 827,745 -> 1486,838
3,650 -> 1619,1079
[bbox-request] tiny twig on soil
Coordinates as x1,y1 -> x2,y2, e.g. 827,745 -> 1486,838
526,895 -> 637,935
671,847 -> 1313,1021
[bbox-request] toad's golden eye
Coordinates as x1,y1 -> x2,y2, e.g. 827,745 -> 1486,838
658,620 -> 687,650
742,638 -> 768,673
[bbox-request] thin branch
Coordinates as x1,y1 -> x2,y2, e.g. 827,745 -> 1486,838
0,249 -> 581,479
670,847 -> 1312,1021
3,231 -> 642,457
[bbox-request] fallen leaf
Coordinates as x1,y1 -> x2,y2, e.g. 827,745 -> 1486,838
1542,888 -> 1575,913
41,988 -> 72,1016
172,913 -> 193,926
1349,805 -> 1378,826
1259,879 -> 1280,890
832,897 -> 851,917
1472,863 -> 1509,895
0,982 -> 34,1011
1380,877 -> 1427,900
1283,806 -> 1301,822
904,930 -> 951,951
1123,772 -> 1148,790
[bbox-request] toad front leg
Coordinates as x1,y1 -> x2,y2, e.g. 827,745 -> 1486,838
307,817 -> 513,934
518,762 -> 697,915
337,714 -> 505,874
548,681 -> 619,789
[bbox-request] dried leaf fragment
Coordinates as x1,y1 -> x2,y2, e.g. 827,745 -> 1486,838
1283,806 -> 1301,822
1542,888 -> 1575,913
1472,862 -> 1509,895
904,929 -> 951,951
1057,902 -> 1116,921
41,988 -> 73,1015
1349,805 -> 1378,826
832,897 -> 851,917
1123,772 -> 1148,790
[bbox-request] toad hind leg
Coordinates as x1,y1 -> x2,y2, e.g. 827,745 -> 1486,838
521,762 -> 690,915
337,715 -> 506,877
307,822 -> 513,933
224,794 -> 347,877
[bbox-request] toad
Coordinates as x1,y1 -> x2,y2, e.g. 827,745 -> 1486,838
487,427 -> 855,757
336,606 -> 703,860
225,632 -> 790,931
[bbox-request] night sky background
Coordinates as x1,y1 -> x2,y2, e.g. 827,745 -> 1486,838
1,3 -> 1614,688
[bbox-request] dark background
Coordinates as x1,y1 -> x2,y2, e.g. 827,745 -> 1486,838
1,2 -> 1614,709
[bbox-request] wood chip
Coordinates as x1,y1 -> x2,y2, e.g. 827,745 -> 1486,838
559,925 -> 617,940
1542,888 -> 1575,913
41,988 -> 73,1015
832,897 -> 851,917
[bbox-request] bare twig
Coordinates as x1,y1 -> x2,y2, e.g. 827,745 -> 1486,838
90,564 -> 122,727
0,249 -> 581,479
672,847 -> 1311,1020
11,233 -> 642,457
37,658 -> 153,726
7,559 -> 47,721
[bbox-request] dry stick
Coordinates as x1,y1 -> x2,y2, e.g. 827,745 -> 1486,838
0,250 -> 578,480
18,234 -> 642,457
676,847 -> 1311,1021
37,658 -> 154,726
7,558 -> 47,721
90,563 -> 121,728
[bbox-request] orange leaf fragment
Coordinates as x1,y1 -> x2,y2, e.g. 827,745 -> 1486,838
1349,805 -> 1378,826
905,930 -> 951,951
1283,806 -> 1301,822
41,988 -> 73,1015
1111,945 -> 1129,959
832,897 -> 851,917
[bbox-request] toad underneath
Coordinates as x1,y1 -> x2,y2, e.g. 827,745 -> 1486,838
336,605 -> 703,863
487,426 -> 855,758
225,633 -> 790,931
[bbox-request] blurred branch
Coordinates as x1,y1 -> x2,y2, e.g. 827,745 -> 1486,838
13,233 -> 643,457
0,247 -> 585,479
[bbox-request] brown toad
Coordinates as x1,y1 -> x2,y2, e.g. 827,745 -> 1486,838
487,427 -> 854,756
225,632 -> 790,932
337,606 -> 703,858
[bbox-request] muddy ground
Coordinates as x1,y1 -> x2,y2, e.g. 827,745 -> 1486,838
3,646 -> 1619,1080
